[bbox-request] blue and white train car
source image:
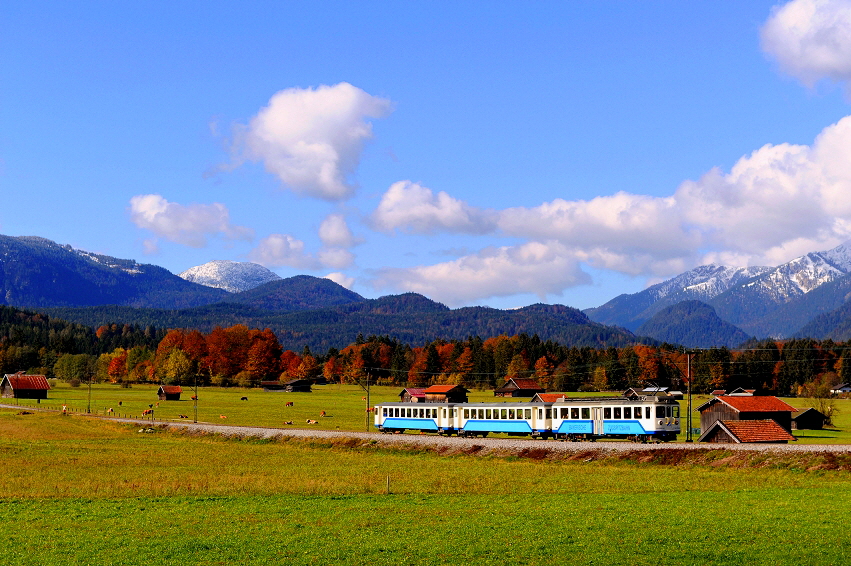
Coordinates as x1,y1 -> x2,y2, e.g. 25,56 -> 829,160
551,396 -> 680,442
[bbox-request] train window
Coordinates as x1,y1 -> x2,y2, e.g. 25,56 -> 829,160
655,406 -> 665,418
645,407 -> 651,419
673,405 -> 680,417
571,408 -> 579,419
581,408 -> 590,419
485,409 -> 491,419
525,409 -> 532,419
509,409 -> 515,419
613,407 -> 621,419
464,409 -> 469,419
603,408 -> 611,419
624,407 -> 631,419
382,408 -> 387,417
635,407 -> 642,418
665,406 -> 672,418
538,409 -> 543,419
502,409 -> 508,419
545,408 -> 552,419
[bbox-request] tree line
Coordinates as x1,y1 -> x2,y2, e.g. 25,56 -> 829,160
1,306 -> 849,395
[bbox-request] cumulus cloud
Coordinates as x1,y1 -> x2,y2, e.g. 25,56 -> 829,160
232,82 -> 392,200
370,114 -> 851,301
248,234 -> 320,269
319,213 -> 357,248
373,242 -> 591,306
324,272 -> 355,290
129,194 -> 252,248
371,180 -> 498,234
761,0 -> 851,88
318,248 -> 355,269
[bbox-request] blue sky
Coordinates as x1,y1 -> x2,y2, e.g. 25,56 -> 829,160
2,0 -> 851,309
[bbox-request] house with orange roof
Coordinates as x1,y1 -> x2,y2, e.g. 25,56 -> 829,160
494,378 -> 544,398
697,395 -> 798,433
1,372 -> 50,400
422,384 -> 469,403
698,420 -> 796,444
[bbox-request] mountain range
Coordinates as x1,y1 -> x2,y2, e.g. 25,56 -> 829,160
7,233 -> 851,350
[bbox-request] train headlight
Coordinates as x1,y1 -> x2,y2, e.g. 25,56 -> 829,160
658,419 -> 664,426
675,419 -> 679,425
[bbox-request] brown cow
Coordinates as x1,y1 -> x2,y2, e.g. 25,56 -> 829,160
285,401 -> 294,407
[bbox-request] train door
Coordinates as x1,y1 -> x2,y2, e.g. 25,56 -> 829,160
592,407 -> 603,436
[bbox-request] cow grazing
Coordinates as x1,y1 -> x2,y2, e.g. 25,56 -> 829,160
306,419 -> 319,424
320,410 -> 327,417
285,401 -> 294,407
240,397 -> 248,401
191,395 -> 198,401
179,414 -> 189,419
219,415 -> 228,419
107,408 -> 114,414
142,409 -> 153,416
284,421 -> 293,425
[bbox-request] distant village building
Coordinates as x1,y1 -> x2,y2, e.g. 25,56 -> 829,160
261,381 -> 285,391
698,420 -> 796,444
697,395 -> 797,433
791,408 -> 827,430
281,379 -> 312,393
494,378 -> 544,398
830,383 -> 851,395
422,384 -> 469,403
399,388 -> 426,403
157,385 -> 182,401
1,372 -> 50,400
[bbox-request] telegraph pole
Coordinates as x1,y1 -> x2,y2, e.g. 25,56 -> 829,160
686,352 -> 693,442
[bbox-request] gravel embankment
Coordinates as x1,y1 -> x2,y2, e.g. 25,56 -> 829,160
6,404 -> 851,454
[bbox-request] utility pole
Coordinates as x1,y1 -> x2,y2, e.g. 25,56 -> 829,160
686,352 -> 693,443
87,374 -> 92,414
193,373 -> 198,423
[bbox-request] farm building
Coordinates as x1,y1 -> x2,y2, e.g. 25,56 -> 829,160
261,380 -> 285,391
399,388 -> 426,402
0,372 -> 50,400
157,385 -> 182,401
698,420 -> 796,444
624,386 -> 669,398
494,378 -> 544,398
791,407 -> 827,430
532,393 -> 566,403
830,383 -> 851,395
282,379 -> 312,393
697,395 -> 797,433
422,384 -> 469,403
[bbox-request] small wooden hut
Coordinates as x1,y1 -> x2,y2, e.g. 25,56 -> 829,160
0,373 -> 50,400
157,385 -> 182,401
282,379 -> 312,393
494,378 -> 544,398
399,388 -> 426,402
422,384 -> 469,403
791,407 -> 827,430
698,420 -> 796,444
697,395 -> 797,433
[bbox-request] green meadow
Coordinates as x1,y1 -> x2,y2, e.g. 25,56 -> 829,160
1,409 -> 851,564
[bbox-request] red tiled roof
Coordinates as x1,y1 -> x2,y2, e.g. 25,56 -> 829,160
4,374 -> 50,390
719,420 -> 796,443
716,395 -> 797,413
535,393 -> 566,403
401,388 -> 426,397
423,385 -> 464,393
159,385 -> 182,394
711,390 -> 727,395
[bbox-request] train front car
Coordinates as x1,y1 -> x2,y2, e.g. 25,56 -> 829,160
551,396 -> 680,442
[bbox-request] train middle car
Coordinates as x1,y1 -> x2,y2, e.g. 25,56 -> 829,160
374,395 -> 680,441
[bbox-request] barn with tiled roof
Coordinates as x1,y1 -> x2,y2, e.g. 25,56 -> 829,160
422,384 -> 469,403
697,395 -> 797,433
1,372 -> 51,400
698,420 -> 796,444
157,385 -> 183,401
494,378 -> 544,398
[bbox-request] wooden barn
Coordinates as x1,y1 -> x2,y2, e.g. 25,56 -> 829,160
399,388 -> 426,402
698,420 -> 796,444
791,407 -> 827,430
157,385 -> 182,401
831,383 -> 851,395
422,384 -> 469,403
494,378 -> 544,398
261,380 -> 285,391
1,372 -> 50,400
282,379 -> 312,393
697,395 -> 797,433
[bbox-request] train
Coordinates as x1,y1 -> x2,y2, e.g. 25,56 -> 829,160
374,395 -> 681,442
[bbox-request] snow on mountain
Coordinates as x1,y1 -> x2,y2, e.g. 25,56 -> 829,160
179,260 -> 281,293
649,264 -> 772,302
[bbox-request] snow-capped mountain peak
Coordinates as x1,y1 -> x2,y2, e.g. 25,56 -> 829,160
179,260 -> 281,293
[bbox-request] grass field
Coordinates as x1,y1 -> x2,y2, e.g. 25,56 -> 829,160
8,382 -> 851,443
2,410 -> 851,564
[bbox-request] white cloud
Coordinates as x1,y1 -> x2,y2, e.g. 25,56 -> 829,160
232,82 -> 392,200
248,234 -> 320,269
371,180 -> 498,233
318,247 -> 355,269
369,114 -> 851,301
324,272 -> 355,290
129,194 -> 252,248
319,213 -> 357,248
373,241 -> 591,306
761,0 -> 851,88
